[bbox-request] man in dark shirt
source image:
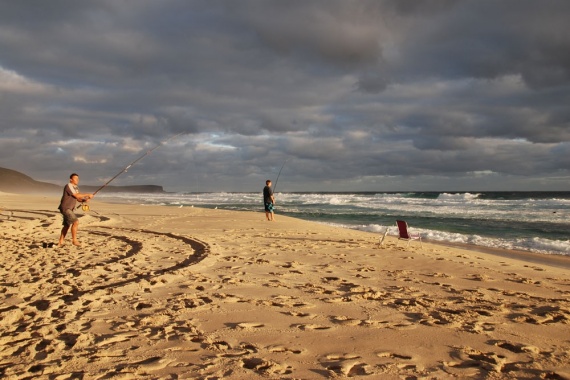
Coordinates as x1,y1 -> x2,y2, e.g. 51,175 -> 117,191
263,179 -> 275,221
58,173 -> 93,246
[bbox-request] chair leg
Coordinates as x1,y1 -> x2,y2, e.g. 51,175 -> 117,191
378,229 -> 389,247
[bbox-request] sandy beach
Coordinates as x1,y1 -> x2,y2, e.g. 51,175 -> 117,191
1,193 -> 569,379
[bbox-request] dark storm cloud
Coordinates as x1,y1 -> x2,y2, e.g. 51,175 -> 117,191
1,0 -> 569,191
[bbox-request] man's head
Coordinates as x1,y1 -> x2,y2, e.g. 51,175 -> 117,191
70,173 -> 79,184
266,180 -> 272,186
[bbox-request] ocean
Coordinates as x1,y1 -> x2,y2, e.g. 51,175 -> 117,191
97,191 -> 570,257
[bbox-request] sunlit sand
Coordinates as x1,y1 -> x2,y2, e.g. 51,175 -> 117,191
1,193 -> 569,379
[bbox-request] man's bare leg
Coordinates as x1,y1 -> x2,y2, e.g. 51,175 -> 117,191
59,225 -> 70,246
71,221 -> 81,246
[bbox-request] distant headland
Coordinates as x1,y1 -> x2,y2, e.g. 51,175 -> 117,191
0,167 -> 165,194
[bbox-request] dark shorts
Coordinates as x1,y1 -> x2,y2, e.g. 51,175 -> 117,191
264,202 -> 274,212
61,208 -> 78,226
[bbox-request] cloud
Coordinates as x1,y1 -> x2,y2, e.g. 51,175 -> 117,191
0,0 -> 569,191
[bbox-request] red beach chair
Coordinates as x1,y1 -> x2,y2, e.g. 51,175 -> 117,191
396,220 -> 423,248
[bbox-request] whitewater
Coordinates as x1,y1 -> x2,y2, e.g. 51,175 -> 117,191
97,191 -> 570,256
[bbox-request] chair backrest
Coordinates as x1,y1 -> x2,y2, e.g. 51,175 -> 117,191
396,220 -> 410,239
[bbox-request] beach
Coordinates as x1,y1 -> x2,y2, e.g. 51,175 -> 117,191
1,193 -> 569,379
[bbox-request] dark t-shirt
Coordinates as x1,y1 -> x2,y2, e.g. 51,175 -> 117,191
59,183 -> 79,212
263,185 -> 273,204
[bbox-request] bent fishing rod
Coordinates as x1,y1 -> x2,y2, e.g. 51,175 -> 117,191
272,158 -> 288,194
78,132 -> 184,211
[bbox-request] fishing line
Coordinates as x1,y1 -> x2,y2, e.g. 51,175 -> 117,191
79,132 -> 184,211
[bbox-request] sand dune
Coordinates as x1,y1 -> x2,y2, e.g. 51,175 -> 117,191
1,193 -> 569,379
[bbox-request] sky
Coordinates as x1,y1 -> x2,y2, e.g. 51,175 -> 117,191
1,0 -> 569,192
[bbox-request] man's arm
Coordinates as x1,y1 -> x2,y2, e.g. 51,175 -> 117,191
72,193 -> 94,202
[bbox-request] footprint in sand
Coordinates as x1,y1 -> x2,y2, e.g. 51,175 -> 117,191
444,346 -> 508,375
292,323 -> 331,330
241,357 -> 293,376
268,345 -> 304,354
424,272 -> 452,278
321,354 -> 372,377
283,311 -> 316,318
376,351 -> 414,361
490,340 -> 541,354
329,315 -> 362,326
527,305 -> 570,324
467,273 -> 493,282
524,265 -> 546,272
360,319 -> 393,328
0,215 -> 211,378
235,322 -> 265,329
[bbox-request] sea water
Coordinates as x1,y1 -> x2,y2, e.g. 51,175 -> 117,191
97,191 -> 570,256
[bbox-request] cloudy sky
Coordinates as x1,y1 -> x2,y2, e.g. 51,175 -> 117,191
1,0 -> 569,192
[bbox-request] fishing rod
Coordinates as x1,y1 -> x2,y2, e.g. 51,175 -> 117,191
92,132 -> 184,196
272,158 -> 288,194
78,132 -> 184,211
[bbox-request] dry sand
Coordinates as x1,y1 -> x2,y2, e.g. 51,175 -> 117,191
1,193 -> 569,379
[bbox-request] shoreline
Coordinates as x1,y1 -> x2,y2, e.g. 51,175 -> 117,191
96,192 -> 570,266
422,239 -> 570,270
1,192 -> 569,379
2,191 -> 569,268
95,190 -> 570,258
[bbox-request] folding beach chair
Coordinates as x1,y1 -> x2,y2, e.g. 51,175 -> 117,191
396,220 -> 422,248
378,228 -> 389,247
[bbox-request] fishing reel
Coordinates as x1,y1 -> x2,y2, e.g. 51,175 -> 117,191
76,201 -> 98,214
76,201 -> 91,212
